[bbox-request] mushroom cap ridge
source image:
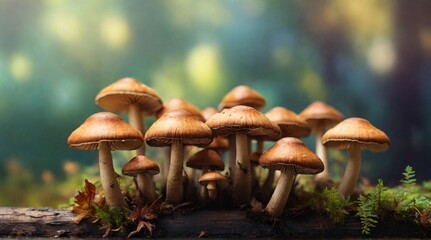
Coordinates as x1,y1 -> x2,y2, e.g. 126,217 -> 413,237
67,112 -> 144,151
321,117 -> 390,152
259,137 -> 324,174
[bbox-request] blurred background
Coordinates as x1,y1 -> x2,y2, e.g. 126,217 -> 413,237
0,0 -> 430,207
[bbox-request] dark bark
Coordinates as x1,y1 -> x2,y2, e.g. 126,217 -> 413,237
0,207 -> 430,238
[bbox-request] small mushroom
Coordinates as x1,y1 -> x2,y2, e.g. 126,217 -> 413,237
199,171 -> 229,200
67,112 -> 143,208
259,106 -> 311,200
206,105 -> 280,205
300,101 -> 344,182
321,117 -> 390,196
145,110 -> 213,205
259,137 -> 324,218
95,77 -> 163,156
187,149 -> 225,198
122,155 -> 160,204
186,149 -> 225,174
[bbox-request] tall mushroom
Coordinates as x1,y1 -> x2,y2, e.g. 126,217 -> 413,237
155,97 -> 205,184
321,117 -> 390,196
122,155 -> 160,204
217,85 -> 266,178
67,112 -> 144,208
95,77 -> 163,156
259,137 -> 324,218
145,110 -> 213,205
206,105 -> 280,205
299,101 -> 343,182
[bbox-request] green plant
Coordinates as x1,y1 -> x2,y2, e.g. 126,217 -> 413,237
401,165 -> 416,186
357,179 -> 387,235
321,187 -> 351,223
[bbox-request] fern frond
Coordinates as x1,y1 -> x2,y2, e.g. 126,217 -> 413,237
357,194 -> 378,235
401,165 -> 416,186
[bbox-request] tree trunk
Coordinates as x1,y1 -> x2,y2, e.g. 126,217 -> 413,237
386,0 -> 428,181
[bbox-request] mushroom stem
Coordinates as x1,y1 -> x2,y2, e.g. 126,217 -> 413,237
314,129 -> 330,181
129,104 -> 146,155
233,133 -> 252,205
207,181 -> 217,200
199,167 -> 210,200
137,173 -> 158,203
260,168 -> 275,200
228,135 -> 236,178
166,141 -> 184,204
338,144 -> 362,196
98,142 -> 127,208
265,166 -> 295,218
255,139 -> 264,179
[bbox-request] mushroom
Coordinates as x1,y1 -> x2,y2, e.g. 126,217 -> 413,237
156,97 -> 205,121
217,85 -> 266,111
67,112 -> 143,208
186,149 -> 225,198
95,77 -> 163,156
259,137 -> 324,218
145,110 -> 213,205
321,117 -> 390,196
122,155 -> 160,204
199,171 -> 229,200
201,107 -> 229,155
186,149 -> 225,174
299,101 -> 344,182
206,105 -> 280,205
155,97 -> 205,185
260,106 -> 311,199
217,85 -> 266,178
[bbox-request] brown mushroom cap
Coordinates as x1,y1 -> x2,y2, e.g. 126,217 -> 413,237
199,171 -> 229,189
321,117 -> 391,152
265,106 -> 311,138
206,136 -> 229,151
95,77 -> 163,115
218,85 -> 266,110
67,112 -> 143,151
145,110 -> 213,147
259,137 -> 324,174
122,155 -> 160,176
299,100 -> 344,130
156,98 -> 205,121
206,105 -> 281,140
186,149 -> 225,171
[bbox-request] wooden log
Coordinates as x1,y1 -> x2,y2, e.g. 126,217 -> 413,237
0,207 -> 430,238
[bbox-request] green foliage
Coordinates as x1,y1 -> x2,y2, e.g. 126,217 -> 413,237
321,187 -> 351,223
356,166 -> 431,235
401,165 -> 416,186
357,179 -> 386,235
357,194 -> 378,235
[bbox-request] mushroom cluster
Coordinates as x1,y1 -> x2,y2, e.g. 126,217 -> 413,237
67,81 -> 390,219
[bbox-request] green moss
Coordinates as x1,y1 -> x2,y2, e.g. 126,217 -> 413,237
321,187 -> 351,223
